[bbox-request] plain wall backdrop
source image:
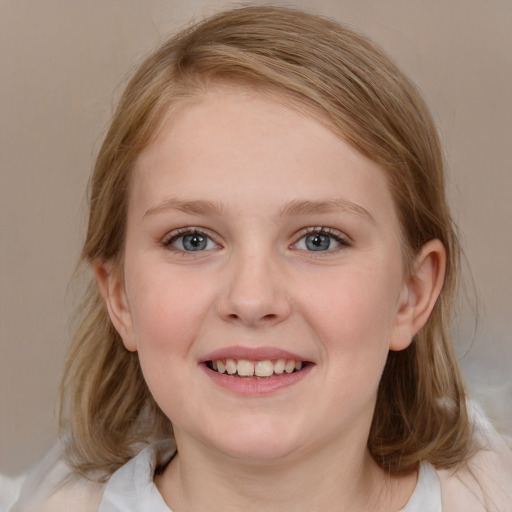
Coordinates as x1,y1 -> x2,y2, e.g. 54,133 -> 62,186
1,0 -> 511,475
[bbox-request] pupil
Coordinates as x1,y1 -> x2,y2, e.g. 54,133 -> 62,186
184,234 -> 207,251
190,235 -> 202,247
306,233 -> 330,251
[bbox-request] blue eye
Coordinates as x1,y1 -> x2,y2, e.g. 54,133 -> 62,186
294,229 -> 348,252
166,231 -> 218,251
304,233 -> 332,251
181,233 -> 208,251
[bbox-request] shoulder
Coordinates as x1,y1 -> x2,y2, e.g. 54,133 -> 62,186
0,474 -> 24,511
437,401 -> 512,512
100,441 -> 175,510
9,442 -> 105,512
9,440 -> 175,512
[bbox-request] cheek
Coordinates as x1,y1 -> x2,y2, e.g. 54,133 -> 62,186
126,262 -> 215,356
298,263 -> 402,360
312,269 -> 402,408
125,265 -> 216,419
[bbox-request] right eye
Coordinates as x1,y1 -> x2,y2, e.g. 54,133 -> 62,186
164,230 -> 219,252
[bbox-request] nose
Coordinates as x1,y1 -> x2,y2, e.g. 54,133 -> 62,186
217,250 -> 292,328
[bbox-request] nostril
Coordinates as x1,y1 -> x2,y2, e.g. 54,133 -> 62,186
218,291 -> 291,326
225,312 -> 278,324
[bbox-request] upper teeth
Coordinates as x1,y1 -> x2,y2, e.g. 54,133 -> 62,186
211,359 -> 303,377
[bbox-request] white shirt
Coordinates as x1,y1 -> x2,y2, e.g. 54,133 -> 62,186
98,443 -> 442,512
6,402 -> 512,511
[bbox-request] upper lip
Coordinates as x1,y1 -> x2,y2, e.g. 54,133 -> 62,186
199,346 -> 310,363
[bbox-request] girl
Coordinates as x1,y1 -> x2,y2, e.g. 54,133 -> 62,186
9,5 -> 512,511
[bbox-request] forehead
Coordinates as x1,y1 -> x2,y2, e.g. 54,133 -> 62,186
130,89 -> 398,226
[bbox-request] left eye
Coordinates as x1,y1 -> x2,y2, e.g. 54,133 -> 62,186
167,231 -> 218,252
293,231 -> 346,252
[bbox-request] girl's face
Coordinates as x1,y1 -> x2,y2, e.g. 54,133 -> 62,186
103,89 -> 420,464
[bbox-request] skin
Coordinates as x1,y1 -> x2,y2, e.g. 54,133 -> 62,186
96,88 -> 446,511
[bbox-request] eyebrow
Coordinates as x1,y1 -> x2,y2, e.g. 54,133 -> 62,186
144,198 -> 227,218
144,197 -> 375,224
279,199 -> 375,224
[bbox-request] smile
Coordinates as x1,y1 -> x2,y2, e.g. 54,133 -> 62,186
206,359 -> 305,378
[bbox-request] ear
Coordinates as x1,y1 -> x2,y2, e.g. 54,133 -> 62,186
390,239 -> 446,351
93,259 -> 137,352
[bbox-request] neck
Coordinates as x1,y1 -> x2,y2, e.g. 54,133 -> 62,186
156,434 -> 416,512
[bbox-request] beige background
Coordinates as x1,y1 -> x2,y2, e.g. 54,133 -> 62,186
1,0 -> 511,476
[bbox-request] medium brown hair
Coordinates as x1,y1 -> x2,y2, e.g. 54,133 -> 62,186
60,5 -> 471,478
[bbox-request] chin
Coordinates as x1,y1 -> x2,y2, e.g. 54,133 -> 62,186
217,440 -> 299,465
199,417 -> 306,464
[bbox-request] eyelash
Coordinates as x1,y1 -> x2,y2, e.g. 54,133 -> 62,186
292,226 -> 351,253
162,228 -> 219,253
162,226 -> 350,255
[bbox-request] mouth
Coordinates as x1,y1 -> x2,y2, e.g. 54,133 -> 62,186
205,358 -> 309,379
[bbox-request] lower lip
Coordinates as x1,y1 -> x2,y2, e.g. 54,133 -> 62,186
200,364 -> 313,395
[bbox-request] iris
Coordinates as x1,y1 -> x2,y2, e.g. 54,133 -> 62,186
183,233 -> 208,251
305,233 -> 331,251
